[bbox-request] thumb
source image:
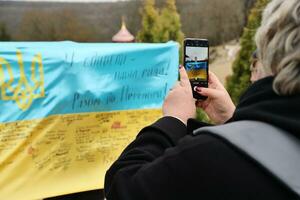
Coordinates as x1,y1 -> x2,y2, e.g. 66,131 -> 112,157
196,87 -> 220,99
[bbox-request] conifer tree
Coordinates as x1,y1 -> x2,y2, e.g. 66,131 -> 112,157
136,0 -> 161,43
159,0 -> 184,44
226,0 -> 270,104
137,0 -> 184,62
160,0 -> 184,60
137,0 -> 184,46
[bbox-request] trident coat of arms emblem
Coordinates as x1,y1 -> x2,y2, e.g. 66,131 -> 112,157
0,50 -> 45,111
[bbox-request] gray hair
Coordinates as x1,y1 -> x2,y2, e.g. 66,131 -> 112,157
255,0 -> 300,95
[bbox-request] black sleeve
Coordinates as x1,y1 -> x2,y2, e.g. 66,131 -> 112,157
187,118 -> 213,134
104,116 -> 187,200
104,117 -> 294,200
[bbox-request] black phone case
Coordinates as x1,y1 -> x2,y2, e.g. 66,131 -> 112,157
183,39 -> 209,100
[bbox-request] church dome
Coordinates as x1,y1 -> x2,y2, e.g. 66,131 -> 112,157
112,20 -> 135,43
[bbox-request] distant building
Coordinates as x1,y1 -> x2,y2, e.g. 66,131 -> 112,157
112,18 -> 135,43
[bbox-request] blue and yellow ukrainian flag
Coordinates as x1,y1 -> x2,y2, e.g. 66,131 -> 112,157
0,41 -> 179,199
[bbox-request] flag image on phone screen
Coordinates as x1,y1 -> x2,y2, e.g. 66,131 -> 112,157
185,46 -> 208,80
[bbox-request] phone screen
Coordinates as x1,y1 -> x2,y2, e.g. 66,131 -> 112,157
184,39 -> 209,99
185,46 -> 208,82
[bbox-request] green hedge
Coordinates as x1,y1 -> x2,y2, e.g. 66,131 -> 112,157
226,0 -> 270,104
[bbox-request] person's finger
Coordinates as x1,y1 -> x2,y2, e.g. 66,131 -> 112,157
196,87 -> 219,99
208,71 -> 223,87
179,66 -> 190,87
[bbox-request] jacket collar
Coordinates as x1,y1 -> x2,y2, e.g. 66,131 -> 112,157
229,76 -> 300,138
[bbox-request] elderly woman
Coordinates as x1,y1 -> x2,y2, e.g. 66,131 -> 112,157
104,0 -> 300,199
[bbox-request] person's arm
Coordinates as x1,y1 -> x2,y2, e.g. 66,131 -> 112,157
105,120 -> 293,200
104,116 -> 187,200
105,67 -> 196,199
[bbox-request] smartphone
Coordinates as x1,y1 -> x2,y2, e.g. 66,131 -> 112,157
183,38 -> 209,100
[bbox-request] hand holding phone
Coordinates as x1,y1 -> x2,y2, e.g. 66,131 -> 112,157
183,38 -> 209,100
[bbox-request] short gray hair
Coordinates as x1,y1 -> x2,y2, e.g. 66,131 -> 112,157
255,0 -> 300,95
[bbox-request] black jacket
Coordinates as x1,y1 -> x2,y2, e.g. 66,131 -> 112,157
104,77 -> 300,200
